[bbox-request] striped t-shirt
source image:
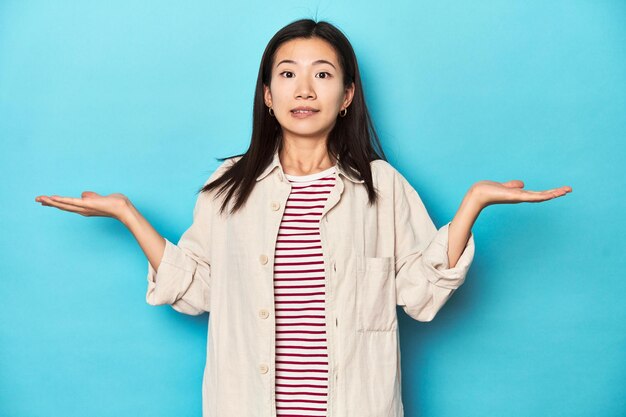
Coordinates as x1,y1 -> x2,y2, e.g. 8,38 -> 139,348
273,164 -> 337,417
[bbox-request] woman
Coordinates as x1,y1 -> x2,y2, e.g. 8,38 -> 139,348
34,18 -> 571,417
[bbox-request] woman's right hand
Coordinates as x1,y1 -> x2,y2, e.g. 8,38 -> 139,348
36,191 -> 166,272
35,191 -> 131,221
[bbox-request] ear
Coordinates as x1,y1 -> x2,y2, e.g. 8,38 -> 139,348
342,82 -> 355,108
263,84 -> 272,106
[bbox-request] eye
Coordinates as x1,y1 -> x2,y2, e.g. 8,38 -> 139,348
278,71 -> 332,79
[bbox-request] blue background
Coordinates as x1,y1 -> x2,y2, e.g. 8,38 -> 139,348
2,1 -> 625,416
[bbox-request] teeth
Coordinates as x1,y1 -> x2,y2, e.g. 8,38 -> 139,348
293,110 -> 314,113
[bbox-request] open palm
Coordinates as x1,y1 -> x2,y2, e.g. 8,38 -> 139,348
34,191 -> 130,219
473,180 -> 572,207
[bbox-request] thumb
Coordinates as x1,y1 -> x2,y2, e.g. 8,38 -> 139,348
82,191 -> 100,198
502,180 -> 524,189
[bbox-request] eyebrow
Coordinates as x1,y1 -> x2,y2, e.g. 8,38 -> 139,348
276,59 -> 337,70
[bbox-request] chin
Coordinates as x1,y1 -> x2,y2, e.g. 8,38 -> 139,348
283,126 -> 332,139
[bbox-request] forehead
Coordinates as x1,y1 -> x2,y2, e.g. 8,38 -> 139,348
273,37 -> 339,66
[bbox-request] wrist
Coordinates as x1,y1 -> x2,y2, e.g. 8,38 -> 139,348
118,200 -> 138,227
464,186 -> 486,214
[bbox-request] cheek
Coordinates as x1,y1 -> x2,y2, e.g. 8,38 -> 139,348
270,86 -> 291,103
326,84 -> 347,105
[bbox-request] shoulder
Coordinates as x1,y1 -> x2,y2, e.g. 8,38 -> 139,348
370,158 -> 395,172
370,159 -> 402,183
370,159 -> 421,199
203,155 -> 243,185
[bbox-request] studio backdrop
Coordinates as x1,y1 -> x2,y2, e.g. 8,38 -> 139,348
1,1 -> 624,416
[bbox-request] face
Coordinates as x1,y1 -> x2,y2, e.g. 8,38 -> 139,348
264,37 -> 355,142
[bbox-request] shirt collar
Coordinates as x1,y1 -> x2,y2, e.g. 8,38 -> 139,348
255,148 -> 365,183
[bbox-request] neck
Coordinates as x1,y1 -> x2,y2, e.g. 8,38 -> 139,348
278,138 -> 337,176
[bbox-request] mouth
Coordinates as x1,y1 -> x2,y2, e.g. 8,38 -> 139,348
290,108 -> 319,118
291,107 -> 320,114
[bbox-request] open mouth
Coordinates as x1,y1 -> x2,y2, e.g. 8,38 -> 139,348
290,109 -> 319,118
291,109 -> 319,114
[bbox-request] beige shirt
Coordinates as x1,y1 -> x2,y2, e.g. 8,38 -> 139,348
146,148 -> 476,417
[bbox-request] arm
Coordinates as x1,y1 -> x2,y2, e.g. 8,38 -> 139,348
448,178 -> 573,268
35,191 -> 169,282
393,170 -> 476,322
38,191 -> 212,316
120,203 -> 166,274
138,188 -> 214,316
34,160 -> 236,316
395,176 -> 572,322
132,164 -> 233,316
447,188 -> 483,268
121,202 -> 212,315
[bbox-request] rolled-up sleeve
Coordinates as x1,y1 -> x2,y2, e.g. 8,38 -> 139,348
393,170 -> 475,322
146,160 -> 231,316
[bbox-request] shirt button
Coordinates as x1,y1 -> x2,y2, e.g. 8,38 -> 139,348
259,309 -> 269,319
259,254 -> 268,265
259,363 -> 269,374
271,201 -> 280,211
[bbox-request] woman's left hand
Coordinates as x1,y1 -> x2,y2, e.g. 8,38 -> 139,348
470,180 -> 573,209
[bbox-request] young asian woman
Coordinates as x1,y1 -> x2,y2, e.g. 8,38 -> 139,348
35,18 -> 572,417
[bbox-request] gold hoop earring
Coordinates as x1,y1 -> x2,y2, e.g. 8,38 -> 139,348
269,107 -> 275,117
339,108 -> 347,117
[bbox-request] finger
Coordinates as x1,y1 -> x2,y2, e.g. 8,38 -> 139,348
37,196 -> 56,205
501,180 -> 525,188
546,186 -> 572,196
49,195 -> 93,208
35,195 -> 54,202
542,187 -> 570,197
519,190 -> 565,202
38,197 -> 90,215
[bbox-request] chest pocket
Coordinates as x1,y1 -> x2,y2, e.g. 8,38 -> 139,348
356,256 -> 397,332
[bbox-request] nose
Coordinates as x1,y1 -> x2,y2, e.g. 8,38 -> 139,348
295,77 -> 316,99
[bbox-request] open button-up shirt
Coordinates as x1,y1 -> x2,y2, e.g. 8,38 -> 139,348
146,149 -> 476,417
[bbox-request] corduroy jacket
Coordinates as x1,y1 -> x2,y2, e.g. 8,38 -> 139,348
146,148 -> 475,417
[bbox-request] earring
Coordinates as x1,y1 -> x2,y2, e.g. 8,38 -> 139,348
339,108 -> 347,117
269,107 -> 275,117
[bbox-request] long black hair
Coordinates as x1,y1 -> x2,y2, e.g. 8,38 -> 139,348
199,18 -> 387,215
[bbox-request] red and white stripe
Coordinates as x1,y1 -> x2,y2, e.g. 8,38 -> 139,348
274,166 -> 337,417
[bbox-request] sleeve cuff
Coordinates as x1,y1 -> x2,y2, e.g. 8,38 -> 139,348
421,221 -> 476,290
146,238 -> 196,306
